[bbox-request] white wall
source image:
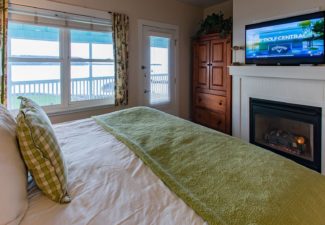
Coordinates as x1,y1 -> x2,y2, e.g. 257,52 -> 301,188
233,0 -> 325,63
46,0 -> 203,123
203,0 -> 233,18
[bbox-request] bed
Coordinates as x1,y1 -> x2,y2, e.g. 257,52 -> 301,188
9,107 -> 325,225
20,118 -> 206,225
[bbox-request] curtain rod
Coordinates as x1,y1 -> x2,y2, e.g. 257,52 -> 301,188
9,2 -> 112,21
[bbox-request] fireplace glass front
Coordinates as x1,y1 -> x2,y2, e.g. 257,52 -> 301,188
250,98 -> 321,172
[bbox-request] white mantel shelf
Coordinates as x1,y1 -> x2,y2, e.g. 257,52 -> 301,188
229,65 -> 325,80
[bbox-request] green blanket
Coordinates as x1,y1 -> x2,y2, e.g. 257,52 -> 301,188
94,107 -> 325,225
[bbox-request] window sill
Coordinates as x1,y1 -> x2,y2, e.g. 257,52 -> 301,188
47,103 -> 116,117
10,103 -> 116,119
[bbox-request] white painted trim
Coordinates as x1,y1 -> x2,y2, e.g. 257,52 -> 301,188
61,28 -> 70,109
229,65 -> 325,81
138,19 -> 179,34
39,98 -> 115,115
138,19 -> 180,116
10,0 -> 112,20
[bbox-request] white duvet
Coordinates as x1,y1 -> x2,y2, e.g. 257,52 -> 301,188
20,118 -> 206,225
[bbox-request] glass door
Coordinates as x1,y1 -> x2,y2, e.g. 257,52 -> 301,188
142,26 -> 177,114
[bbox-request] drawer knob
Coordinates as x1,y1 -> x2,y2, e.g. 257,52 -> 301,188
219,101 -> 223,106
217,120 -> 222,125
198,97 -> 202,102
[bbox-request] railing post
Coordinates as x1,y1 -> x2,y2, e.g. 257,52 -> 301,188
89,76 -> 93,99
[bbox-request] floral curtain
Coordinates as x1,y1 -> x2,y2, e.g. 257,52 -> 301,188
112,13 -> 129,106
0,0 -> 7,106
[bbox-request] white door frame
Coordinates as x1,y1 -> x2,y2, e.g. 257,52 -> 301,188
138,19 -> 179,116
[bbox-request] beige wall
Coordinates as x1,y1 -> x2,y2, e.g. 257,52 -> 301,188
233,0 -> 325,63
48,0 -> 203,123
203,0 -> 233,18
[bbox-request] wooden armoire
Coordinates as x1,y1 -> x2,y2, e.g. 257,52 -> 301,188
192,33 -> 232,134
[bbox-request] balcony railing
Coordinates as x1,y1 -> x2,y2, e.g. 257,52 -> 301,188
70,76 -> 115,101
8,74 -> 169,108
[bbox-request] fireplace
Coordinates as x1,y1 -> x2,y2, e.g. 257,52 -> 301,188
250,98 -> 322,172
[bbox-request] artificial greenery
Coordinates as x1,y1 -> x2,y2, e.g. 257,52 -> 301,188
196,12 -> 232,38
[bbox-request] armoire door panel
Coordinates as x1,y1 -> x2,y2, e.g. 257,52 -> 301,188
210,66 -> 224,88
198,42 -> 209,64
195,41 -> 210,89
210,39 -> 226,91
198,66 -> 209,87
211,41 -> 224,63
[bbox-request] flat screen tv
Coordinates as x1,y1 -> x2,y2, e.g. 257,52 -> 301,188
245,12 -> 325,65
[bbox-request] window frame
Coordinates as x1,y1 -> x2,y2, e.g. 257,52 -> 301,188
7,22 -> 115,114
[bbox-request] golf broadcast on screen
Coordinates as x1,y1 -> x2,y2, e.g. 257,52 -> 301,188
246,17 -> 324,60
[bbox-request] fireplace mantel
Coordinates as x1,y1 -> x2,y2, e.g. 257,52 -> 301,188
229,65 -> 325,80
229,65 -> 325,174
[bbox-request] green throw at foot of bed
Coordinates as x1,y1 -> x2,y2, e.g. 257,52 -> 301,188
94,107 -> 325,225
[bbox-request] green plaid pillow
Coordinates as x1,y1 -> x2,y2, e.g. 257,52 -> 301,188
16,97 -> 70,203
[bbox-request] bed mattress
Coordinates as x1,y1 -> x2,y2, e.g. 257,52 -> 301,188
20,118 -> 206,225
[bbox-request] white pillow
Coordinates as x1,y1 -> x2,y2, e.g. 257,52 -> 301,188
0,104 -> 28,225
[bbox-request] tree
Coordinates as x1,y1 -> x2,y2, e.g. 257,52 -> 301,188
312,19 -> 324,39
299,20 -> 313,47
299,20 -> 312,31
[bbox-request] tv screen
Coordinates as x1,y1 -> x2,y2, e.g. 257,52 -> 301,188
246,12 -> 325,65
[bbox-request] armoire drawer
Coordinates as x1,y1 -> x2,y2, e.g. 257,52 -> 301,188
195,93 -> 226,113
194,108 -> 226,132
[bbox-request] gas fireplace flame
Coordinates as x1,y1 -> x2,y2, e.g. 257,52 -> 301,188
296,137 -> 305,145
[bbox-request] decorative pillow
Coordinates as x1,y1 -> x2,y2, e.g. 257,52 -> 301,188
16,97 -> 71,203
0,104 -> 28,225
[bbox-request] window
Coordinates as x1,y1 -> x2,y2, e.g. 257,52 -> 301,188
7,21 -> 114,111
70,30 -> 114,103
149,36 -> 170,105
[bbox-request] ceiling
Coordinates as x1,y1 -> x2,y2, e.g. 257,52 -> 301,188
177,0 -> 229,7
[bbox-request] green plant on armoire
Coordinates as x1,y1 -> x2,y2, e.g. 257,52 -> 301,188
196,12 -> 232,38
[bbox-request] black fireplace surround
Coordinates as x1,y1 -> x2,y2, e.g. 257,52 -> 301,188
250,98 -> 322,172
